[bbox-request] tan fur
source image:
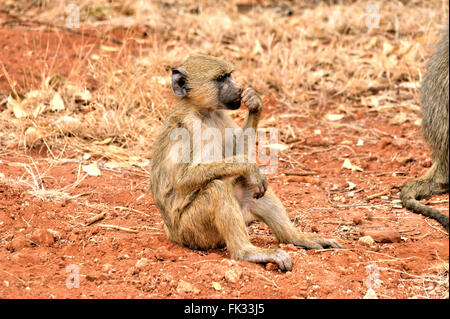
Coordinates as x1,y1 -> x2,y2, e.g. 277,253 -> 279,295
400,27 -> 449,231
150,55 -> 343,271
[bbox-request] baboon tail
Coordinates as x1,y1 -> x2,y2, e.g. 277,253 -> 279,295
400,181 -> 449,232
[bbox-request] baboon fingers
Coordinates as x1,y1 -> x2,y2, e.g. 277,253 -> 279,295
241,87 -> 262,113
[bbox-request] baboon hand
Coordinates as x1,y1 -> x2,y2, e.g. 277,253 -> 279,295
247,165 -> 268,199
241,87 -> 263,113
293,233 -> 344,250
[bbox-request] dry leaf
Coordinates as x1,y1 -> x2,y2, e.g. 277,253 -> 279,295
252,39 -> 263,55
32,103 -> 46,118
100,45 -> 119,52
347,181 -> 356,190
325,113 -> 344,121
94,137 -> 113,145
45,75 -> 66,88
390,113 -> 408,125
82,162 -> 101,176
104,160 -> 133,169
67,85 -> 92,103
24,127 -> 44,146
55,116 -> 81,133
7,95 -> 27,118
342,159 -> 364,172
129,158 -> 150,167
50,92 -> 65,111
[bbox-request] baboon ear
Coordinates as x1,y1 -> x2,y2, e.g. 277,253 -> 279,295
172,68 -> 188,97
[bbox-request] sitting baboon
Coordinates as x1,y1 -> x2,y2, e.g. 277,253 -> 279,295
149,55 -> 343,271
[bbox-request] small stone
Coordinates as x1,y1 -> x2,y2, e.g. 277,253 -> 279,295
311,225 -> 319,233
47,229 -> 61,241
353,216 -> 363,225
31,229 -> 54,246
362,230 -> 401,243
9,235 -> 27,251
265,263 -> 278,271
102,263 -> 114,273
154,247 -> 177,261
176,280 -> 194,294
224,269 -> 242,283
358,236 -> 375,246
135,258 -> 149,270
377,137 -> 391,150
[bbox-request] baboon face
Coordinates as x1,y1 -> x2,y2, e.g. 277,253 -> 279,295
171,55 -> 243,110
216,72 -> 242,110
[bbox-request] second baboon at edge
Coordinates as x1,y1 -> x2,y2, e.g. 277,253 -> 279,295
401,27 -> 449,232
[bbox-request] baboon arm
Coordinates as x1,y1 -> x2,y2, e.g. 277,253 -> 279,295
175,156 -> 256,195
242,109 -> 262,131
241,87 -> 263,131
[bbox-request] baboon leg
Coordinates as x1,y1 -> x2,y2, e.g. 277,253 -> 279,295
247,188 -> 344,249
402,162 -> 448,202
176,180 -> 293,270
401,162 -> 449,231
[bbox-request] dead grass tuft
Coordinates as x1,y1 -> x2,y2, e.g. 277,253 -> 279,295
0,0 -> 448,161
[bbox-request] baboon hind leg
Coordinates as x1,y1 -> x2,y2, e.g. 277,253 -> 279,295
247,188 -> 344,249
401,162 -> 449,231
402,162 -> 449,201
176,180 -> 293,270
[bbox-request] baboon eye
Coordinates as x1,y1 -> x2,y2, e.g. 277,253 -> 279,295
216,73 -> 230,82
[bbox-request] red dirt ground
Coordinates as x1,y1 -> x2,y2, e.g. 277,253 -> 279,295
0,25 -> 448,299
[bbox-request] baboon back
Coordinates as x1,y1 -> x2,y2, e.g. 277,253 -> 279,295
421,27 -> 449,176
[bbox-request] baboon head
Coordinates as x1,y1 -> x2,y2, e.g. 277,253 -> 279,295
171,55 -> 243,111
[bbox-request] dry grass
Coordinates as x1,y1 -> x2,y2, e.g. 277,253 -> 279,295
0,0 -> 448,299
1,0 -> 448,161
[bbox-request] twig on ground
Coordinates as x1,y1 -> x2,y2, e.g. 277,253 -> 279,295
284,171 -> 318,176
367,190 -> 390,200
84,212 -> 107,226
424,219 -> 449,236
97,224 -> 138,233
114,206 -> 151,217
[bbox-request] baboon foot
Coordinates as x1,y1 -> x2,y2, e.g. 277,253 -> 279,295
237,247 -> 293,271
292,233 -> 344,249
